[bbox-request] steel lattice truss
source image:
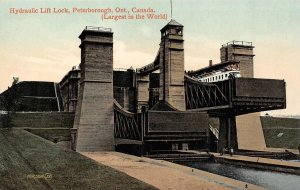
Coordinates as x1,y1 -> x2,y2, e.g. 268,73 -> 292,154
114,101 -> 141,140
184,76 -> 230,110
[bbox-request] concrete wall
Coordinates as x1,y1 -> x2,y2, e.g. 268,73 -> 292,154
15,81 -> 56,97
0,81 -> 62,112
236,113 -> 266,151
0,112 -> 74,128
0,112 -> 73,149
146,110 -> 209,150
26,128 -> 71,148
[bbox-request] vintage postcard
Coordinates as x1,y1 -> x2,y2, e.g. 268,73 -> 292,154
0,0 -> 299,189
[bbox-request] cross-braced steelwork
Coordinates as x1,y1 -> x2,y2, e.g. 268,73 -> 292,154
184,75 -> 230,111
184,75 -> 286,116
114,100 -> 141,141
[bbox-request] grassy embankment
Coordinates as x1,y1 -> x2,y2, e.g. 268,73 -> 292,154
0,129 -> 157,190
261,116 -> 300,149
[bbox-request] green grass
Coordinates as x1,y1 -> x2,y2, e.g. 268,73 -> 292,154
0,129 -> 157,190
263,128 -> 300,149
261,116 -> 300,149
261,116 -> 300,129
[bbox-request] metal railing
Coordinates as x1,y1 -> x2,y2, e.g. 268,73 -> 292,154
114,68 -> 128,71
209,124 -> 219,140
85,26 -> 112,32
114,100 -> 142,141
136,62 -> 155,73
222,40 -> 252,47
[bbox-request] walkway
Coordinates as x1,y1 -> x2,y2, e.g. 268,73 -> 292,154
82,152 -> 264,190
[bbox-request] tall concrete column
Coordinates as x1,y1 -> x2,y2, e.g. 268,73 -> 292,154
220,42 -> 266,151
73,27 -> 114,152
159,20 -> 186,111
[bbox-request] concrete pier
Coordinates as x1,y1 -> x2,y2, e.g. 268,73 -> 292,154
73,27 -> 114,152
220,42 -> 267,151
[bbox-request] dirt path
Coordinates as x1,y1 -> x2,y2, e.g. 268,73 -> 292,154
82,152 -> 264,190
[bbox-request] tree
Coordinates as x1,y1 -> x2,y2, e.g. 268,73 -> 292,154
0,77 -> 20,128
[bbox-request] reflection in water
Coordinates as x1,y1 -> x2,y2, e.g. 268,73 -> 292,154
182,161 -> 299,190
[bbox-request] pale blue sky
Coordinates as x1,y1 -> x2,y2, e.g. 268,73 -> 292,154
1,0 -> 300,115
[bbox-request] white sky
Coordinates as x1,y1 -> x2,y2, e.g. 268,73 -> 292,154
0,0 -> 299,115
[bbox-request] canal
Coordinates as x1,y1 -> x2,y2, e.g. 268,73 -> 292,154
179,160 -> 299,190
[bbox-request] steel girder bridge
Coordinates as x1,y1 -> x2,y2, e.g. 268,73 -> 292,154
184,75 -> 286,116
114,74 -> 286,153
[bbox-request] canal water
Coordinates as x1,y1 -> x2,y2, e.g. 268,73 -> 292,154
180,161 -> 299,190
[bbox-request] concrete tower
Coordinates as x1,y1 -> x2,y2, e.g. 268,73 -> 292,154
220,41 -> 266,151
73,27 -> 114,152
159,20 -> 186,111
220,41 -> 254,77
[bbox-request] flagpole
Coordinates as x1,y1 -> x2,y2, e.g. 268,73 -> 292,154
170,0 -> 173,19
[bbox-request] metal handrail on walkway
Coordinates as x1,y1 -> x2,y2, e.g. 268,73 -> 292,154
85,26 -> 112,32
222,40 -> 252,47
